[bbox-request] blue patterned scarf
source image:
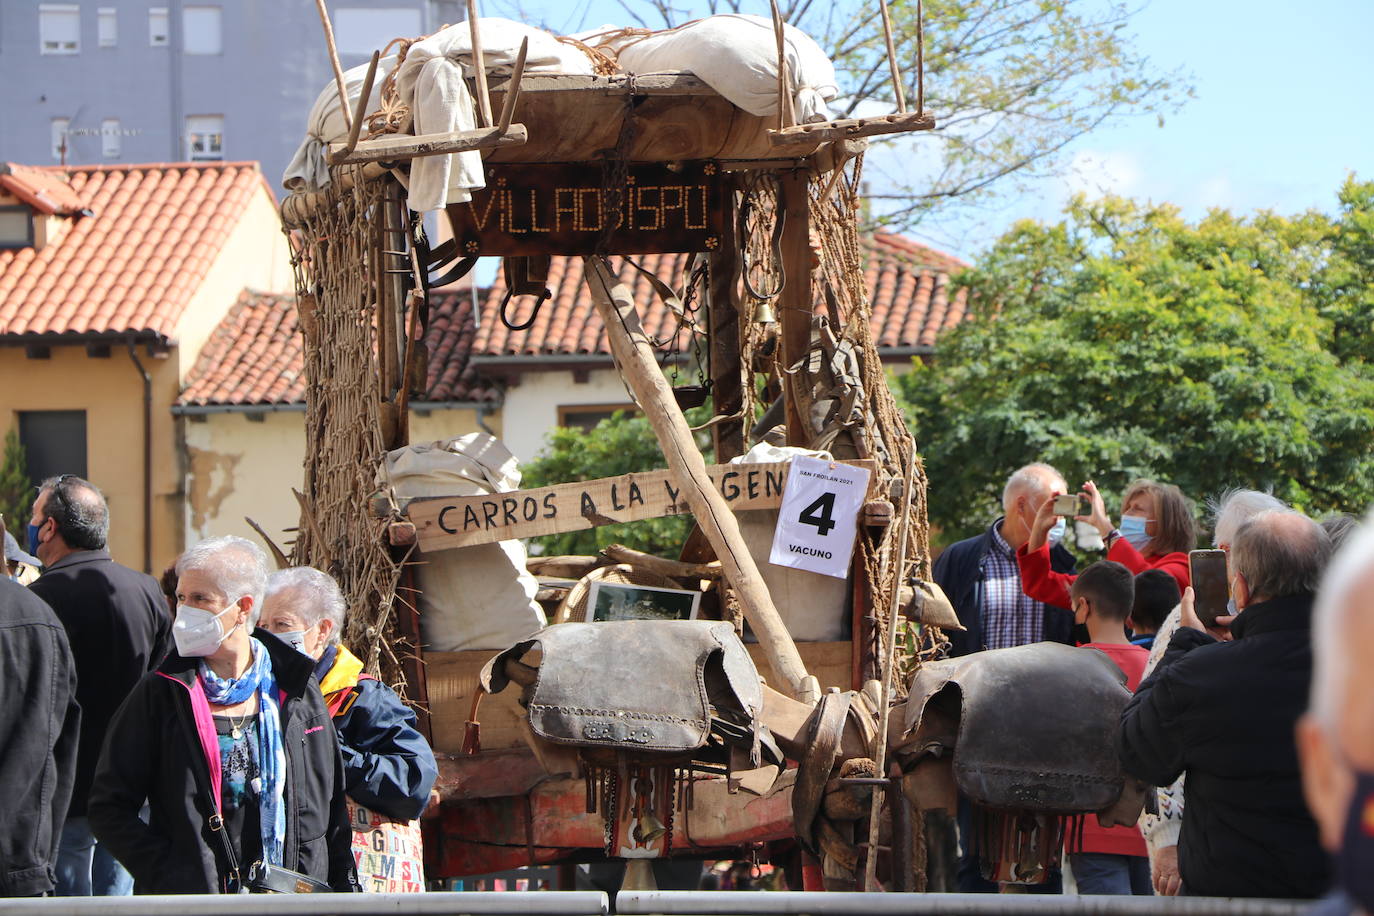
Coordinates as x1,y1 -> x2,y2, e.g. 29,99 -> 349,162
199,638 -> 287,867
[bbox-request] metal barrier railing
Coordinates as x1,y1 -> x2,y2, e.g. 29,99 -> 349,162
615,890 -> 1310,916
0,891 -> 609,916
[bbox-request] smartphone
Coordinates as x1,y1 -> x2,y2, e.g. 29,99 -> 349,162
1052,493 -> 1090,516
1189,549 -> 1230,628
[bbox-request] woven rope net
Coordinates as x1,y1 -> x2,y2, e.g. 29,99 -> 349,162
283,165 -> 409,688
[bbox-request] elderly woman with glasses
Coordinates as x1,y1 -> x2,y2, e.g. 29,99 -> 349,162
260,566 -> 437,823
88,537 -> 358,894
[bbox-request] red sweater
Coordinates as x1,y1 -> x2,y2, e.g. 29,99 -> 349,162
1077,642 -> 1149,857
1015,540 -> 1190,609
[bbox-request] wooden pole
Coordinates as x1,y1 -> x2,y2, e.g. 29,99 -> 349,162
708,182 -> 746,461
769,0 -> 796,130
312,0 -> 353,136
777,170 -> 813,447
584,256 -> 817,703
863,441 -> 917,892
496,36 -> 528,135
916,0 -> 925,115
878,0 -> 907,113
466,0 -> 494,128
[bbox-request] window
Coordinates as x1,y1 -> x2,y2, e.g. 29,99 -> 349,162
18,412 -> 88,489
39,4 -> 80,54
557,403 -> 639,432
0,208 -> 34,249
333,8 -> 422,55
182,6 -> 221,54
149,7 -> 168,46
186,115 -> 223,160
98,7 -> 117,46
51,117 -> 71,162
101,118 -> 121,158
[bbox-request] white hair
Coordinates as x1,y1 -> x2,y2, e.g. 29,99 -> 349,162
265,566 -> 345,645
175,536 -> 270,626
1310,507 -> 1374,728
1209,488 -> 1286,547
1001,463 -> 1065,513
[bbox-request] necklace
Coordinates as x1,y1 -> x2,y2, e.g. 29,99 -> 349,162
227,709 -> 252,740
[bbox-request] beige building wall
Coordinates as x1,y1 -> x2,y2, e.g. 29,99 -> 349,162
497,366 -> 631,463
185,406 -> 487,559
0,345 -> 183,575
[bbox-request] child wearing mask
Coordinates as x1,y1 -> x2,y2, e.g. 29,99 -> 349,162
1068,561 -> 1152,895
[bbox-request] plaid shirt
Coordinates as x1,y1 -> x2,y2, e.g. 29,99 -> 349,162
981,521 -> 1046,650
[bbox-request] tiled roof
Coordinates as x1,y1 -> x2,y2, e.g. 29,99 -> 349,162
177,289 -> 501,407
471,231 -> 969,358
0,162 -> 269,339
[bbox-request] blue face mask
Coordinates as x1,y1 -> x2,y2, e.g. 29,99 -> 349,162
1118,514 -> 1152,550
1047,518 -> 1067,547
26,522 -> 42,557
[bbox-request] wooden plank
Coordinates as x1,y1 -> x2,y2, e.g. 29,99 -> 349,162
404,459 -> 875,552
329,124 -> 528,164
445,161 -> 728,257
708,181 -> 746,461
768,112 -> 936,147
778,170 -> 812,446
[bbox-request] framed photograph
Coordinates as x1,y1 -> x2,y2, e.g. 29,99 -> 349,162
585,581 -> 702,623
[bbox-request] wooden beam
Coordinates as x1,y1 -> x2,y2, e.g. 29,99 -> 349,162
769,112 -> 936,147
329,124 -> 527,164
583,255 -> 818,703
709,182 -> 746,461
777,170 -> 812,447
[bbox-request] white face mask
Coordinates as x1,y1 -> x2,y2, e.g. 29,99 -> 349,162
277,629 -> 309,655
173,601 -> 241,658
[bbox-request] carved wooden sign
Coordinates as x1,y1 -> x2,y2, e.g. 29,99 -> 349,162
444,161 -> 727,257
404,460 -> 876,552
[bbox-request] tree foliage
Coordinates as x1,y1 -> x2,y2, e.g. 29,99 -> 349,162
0,430 -> 31,542
521,409 -> 714,557
546,0 -> 1189,231
899,179 -> 1374,543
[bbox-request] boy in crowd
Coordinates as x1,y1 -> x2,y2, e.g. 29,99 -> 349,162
1069,561 -> 1152,894
1128,569 -> 1181,651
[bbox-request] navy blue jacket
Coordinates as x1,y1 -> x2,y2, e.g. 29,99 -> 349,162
314,646 -> 437,822
933,520 -> 1077,656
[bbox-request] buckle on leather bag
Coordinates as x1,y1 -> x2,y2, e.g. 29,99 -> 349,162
208,814 -> 224,832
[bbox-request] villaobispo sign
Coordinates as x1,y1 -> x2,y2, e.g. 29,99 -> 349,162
444,161 -> 727,257
402,460 -> 876,552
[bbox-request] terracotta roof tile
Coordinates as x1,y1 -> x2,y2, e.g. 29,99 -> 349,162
178,289 -> 501,407
0,162 -> 270,340
471,231 -> 969,358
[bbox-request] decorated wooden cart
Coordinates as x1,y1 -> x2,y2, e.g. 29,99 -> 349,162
277,0 -> 1147,894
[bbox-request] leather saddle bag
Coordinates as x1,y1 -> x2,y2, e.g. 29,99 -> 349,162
480,620 -> 768,759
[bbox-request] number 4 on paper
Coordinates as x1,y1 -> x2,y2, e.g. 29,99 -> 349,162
769,456 -> 871,579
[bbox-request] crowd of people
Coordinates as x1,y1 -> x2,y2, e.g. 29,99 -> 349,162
934,462 -> 1370,908
0,475 -> 436,896
3,464 -> 1373,908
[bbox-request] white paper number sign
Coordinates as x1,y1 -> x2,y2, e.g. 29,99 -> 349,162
769,456 -> 871,579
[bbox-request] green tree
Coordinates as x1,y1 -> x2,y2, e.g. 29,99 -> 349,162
552,0 -> 1188,231
0,430 -> 31,542
522,409 -> 715,556
898,186 -> 1374,543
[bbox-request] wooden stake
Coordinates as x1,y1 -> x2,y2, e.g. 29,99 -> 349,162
583,256 -> 816,703
312,0 -> 353,136
778,170 -> 812,446
916,0 -> 925,115
769,0 -> 796,130
878,0 -> 907,113
467,0 -> 494,128
496,36 -> 528,135
863,441 -> 917,892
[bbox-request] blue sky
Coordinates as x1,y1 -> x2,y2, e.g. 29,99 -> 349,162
487,0 -> 1372,261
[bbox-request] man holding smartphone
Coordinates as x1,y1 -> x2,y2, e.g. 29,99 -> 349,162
1118,510 -> 1332,898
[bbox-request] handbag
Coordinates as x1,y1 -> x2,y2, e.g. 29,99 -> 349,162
246,861 -> 332,894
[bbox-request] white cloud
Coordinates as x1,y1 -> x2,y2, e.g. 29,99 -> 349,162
1062,149 -> 1144,198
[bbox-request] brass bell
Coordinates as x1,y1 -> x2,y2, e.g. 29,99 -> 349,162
753,300 -> 776,324
633,810 -> 668,844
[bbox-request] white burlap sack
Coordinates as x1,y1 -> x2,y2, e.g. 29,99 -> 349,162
731,443 -> 849,641
394,18 -> 596,212
283,55 -> 398,192
382,433 -> 546,652
596,15 -> 838,123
